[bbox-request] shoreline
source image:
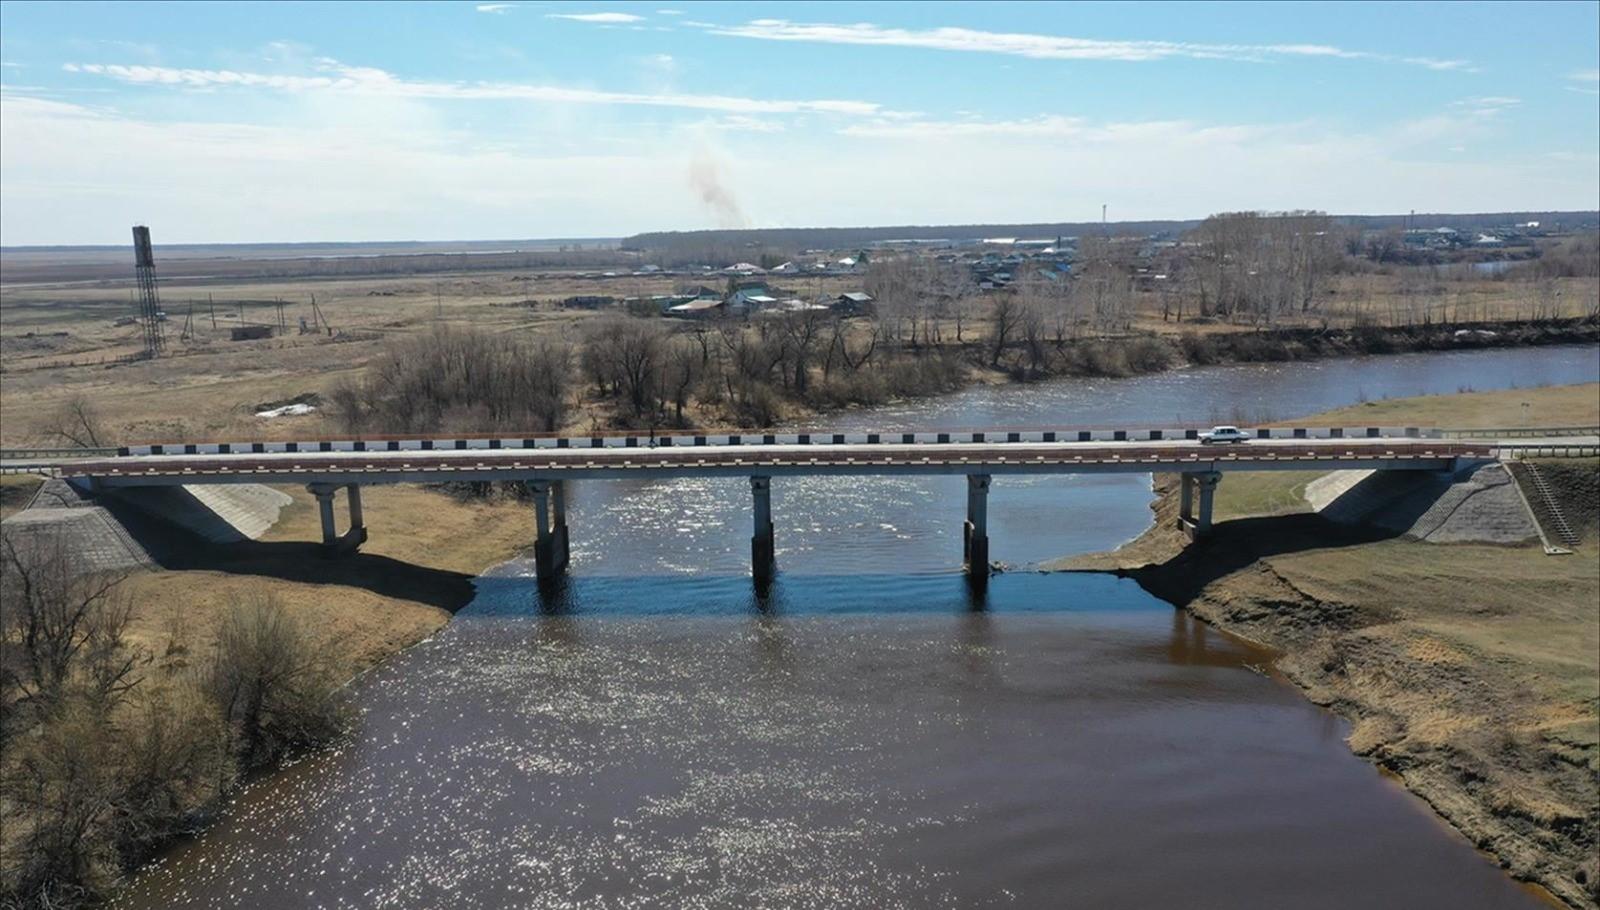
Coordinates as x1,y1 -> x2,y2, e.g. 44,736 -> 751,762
1047,387 -> 1599,908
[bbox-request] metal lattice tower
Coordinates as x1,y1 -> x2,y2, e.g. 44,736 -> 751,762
132,225 -> 165,358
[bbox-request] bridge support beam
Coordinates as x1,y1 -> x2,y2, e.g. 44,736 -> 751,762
751,475 -> 775,590
308,482 -> 366,555
529,480 -> 569,584
1179,471 -> 1222,539
964,473 -> 991,576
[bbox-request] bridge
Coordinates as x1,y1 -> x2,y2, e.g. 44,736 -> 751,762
2,423 -> 1517,590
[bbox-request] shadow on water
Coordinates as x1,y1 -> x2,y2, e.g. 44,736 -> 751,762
465,567 -> 1170,619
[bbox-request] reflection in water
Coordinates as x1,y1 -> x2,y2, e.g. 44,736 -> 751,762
111,347 -> 1596,910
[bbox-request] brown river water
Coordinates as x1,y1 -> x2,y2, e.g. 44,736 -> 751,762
112,346 -> 1597,909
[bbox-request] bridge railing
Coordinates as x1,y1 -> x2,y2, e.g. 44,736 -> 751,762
106,425 -> 1443,457
0,446 -> 121,460
1496,443 -> 1600,459
1441,425 -> 1599,439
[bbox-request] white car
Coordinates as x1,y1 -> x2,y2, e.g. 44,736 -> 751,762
1199,425 -> 1249,445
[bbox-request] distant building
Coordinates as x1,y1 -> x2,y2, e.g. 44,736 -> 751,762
666,298 -> 724,319
831,291 -> 875,316
561,295 -> 615,309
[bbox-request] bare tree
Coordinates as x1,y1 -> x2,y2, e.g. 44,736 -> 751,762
987,295 -> 1022,368
0,529 -> 133,714
43,396 -> 109,449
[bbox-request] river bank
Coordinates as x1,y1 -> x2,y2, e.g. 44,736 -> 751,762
1055,383 -> 1600,907
8,349 -> 1595,909
0,482 -> 537,908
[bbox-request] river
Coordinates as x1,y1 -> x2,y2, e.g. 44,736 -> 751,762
115,345 -> 1598,909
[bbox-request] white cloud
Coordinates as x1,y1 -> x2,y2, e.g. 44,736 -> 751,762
1450,96 -> 1520,118
1569,69 -> 1600,83
62,59 -> 886,116
657,8 -> 684,14
475,4 -> 518,13
701,114 -> 787,133
547,12 -> 644,23
4,89 -> 1592,245
700,19 -> 1473,71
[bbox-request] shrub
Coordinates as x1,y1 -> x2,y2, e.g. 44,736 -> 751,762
202,597 -> 349,771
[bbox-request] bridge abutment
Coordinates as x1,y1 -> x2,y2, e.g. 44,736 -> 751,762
964,473 -> 991,576
751,475 -> 775,590
308,482 -> 367,555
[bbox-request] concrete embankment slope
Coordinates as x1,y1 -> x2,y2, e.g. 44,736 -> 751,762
1306,462 -> 1537,543
0,478 -> 291,568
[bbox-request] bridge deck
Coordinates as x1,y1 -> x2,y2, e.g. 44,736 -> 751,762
61,438 -> 1492,486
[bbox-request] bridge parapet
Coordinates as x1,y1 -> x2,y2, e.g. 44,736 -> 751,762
111,425 -> 1441,457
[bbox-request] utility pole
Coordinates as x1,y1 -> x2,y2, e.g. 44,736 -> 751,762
208,293 -> 217,329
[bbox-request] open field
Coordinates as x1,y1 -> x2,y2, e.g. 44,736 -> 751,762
1055,383 -> 1600,907
3,245 -> 1595,450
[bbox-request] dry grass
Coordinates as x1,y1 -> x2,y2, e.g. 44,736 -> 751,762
1305,382 -> 1599,429
40,484 -> 538,693
0,474 -> 44,520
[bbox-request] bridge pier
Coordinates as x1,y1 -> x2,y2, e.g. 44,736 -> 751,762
308,482 -> 367,555
964,473 -> 991,576
751,475 -> 776,590
1179,471 -> 1222,539
529,480 -> 569,584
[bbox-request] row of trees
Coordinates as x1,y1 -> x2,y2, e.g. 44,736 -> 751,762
1,531 -> 347,909
329,325 -> 572,435
1187,211 -> 1345,323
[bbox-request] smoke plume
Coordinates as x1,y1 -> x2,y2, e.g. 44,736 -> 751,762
688,145 -> 748,229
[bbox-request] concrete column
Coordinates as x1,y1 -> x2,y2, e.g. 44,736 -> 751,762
550,480 -> 570,571
964,473 -> 991,574
345,484 -> 368,545
751,476 -> 775,588
529,480 -> 561,583
312,486 -> 338,546
309,482 -> 365,554
1195,472 -> 1222,536
1179,473 -> 1195,525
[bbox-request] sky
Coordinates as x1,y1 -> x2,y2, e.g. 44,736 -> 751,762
1,0 -> 1597,245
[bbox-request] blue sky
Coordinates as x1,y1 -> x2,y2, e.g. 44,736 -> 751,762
2,0 -> 1597,244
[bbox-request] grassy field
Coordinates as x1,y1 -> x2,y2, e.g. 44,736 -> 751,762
1056,382 -> 1600,906
1304,382 -> 1600,428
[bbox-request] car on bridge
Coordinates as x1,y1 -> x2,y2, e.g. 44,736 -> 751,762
1199,425 -> 1250,445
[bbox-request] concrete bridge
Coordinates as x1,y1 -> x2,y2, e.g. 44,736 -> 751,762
29,425 -> 1500,589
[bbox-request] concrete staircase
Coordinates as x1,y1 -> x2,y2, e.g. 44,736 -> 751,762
1520,461 -> 1580,549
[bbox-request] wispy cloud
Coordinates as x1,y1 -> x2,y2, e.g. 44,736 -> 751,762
1567,70 -> 1600,95
657,8 -> 684,14
697,19 -> 1473,71
61,59 -> 886,116
1450,96 -> 1520,118
475,4 -> 518,13
548,12 -> 644,23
